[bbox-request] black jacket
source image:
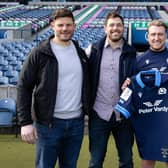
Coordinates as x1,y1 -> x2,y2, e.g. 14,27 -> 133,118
17,36 -> 90,126
89,36 -> 136,107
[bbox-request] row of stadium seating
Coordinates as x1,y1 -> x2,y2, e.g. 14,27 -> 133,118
0,5 -> 163,32
0,4 -> 167,85
0,5 -> 54,33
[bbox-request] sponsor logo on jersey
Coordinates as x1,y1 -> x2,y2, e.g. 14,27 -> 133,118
152,67 -> 167,72
145,59 -> 150,64
158,87 -> 167,95
166,58 -> 168,64
137,92 -> 143,98
139,100 -> 168,114
143,100 -> 163,107
161,147 -> 168,158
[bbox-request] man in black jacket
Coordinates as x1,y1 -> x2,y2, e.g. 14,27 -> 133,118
17,8 -> 90,168
86,11 -> 136,168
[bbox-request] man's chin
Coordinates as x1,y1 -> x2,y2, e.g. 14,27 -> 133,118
61,38 -> 71,42
111,38 -> 122,42
151,46 -> 165,52
60,35 -> 73,42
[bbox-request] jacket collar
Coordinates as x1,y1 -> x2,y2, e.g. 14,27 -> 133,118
104,37 -> 123,49
94,36 -> 135,55
36,35 -> 55,57
136,70 -> 161,88
37,35 -> 81,58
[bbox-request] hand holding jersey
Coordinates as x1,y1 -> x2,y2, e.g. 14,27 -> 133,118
115,70 -> 168,162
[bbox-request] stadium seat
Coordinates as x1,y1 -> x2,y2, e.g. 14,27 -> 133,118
0,65 -> 13,72
0,76 -> 9,84
9,76 -> 18,85
0,98 -> 18,137
0,71 -> 3,76
4,70 -> 18,78
0,58 -> 8,66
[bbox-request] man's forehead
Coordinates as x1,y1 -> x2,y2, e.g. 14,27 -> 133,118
54,17 -> 74,22
149,25 -> 165,31
106,18 -> 123,24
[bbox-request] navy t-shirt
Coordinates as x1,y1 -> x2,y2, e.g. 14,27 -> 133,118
136,48 -> 168,73
115,70 -> 168,162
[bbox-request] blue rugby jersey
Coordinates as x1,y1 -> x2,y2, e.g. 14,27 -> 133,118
115,70 -> 168,162
136,48 -> 168,73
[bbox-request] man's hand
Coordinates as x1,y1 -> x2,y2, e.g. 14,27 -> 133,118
21,124 -> 38,144
121,78 -> 131,91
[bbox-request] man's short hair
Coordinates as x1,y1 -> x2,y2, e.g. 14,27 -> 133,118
148,20 -> 167,33
50,8 -> 75,23
104,11 -> 124,25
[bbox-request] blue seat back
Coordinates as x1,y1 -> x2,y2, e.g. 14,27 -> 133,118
0,112 -> 13,126
0,98 -> 16,115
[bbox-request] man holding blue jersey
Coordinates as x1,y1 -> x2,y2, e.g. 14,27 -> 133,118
122,20 -> 168,168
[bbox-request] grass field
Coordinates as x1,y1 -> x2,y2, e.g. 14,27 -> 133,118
0,135 -> 165,168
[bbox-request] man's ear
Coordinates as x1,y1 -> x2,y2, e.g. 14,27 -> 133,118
74,23 -> 76,29
104,25 -> 107,34
50,21 -> 54,28
145,32 -> 149,41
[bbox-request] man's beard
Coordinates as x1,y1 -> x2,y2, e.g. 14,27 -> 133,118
150,45 -> 165,52
111,38 -> 122,42
108,32 -> 122,42
60,33 -> 73,42
110,36 -> 122,42
61,38 -> 71,42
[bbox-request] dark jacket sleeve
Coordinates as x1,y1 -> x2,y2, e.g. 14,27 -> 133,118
130,49 -> 137,77
74,41 -> 91,115
17,49 -> 38,126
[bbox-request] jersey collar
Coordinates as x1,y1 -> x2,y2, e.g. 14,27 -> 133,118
136,70 -> 161,88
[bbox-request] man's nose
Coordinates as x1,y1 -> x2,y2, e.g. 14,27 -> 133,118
112,25 -> 118,29
154,34 -> 161,40
62,25 -> 68,30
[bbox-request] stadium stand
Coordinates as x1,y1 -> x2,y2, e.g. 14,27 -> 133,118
0,2 -> 168,87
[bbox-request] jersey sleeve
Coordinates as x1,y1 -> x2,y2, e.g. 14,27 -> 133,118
115,86 -> 133,119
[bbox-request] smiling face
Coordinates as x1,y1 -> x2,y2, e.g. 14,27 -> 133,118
104,17 -> 124,43
148,25 -> 167,52
51,17 -> 75,43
